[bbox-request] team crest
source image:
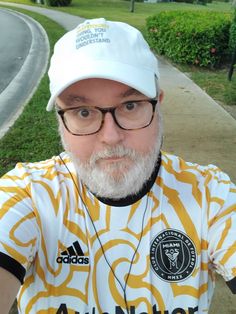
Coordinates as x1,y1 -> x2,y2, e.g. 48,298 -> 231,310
150,229 -> 197,282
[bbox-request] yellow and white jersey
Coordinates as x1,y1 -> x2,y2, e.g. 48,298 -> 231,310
0,152 -> 235,314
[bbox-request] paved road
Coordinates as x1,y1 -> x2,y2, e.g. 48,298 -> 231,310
0,9 -> 31,93
0,8 -> 49,139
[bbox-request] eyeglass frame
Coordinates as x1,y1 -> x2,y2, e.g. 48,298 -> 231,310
56,99 -> 158,136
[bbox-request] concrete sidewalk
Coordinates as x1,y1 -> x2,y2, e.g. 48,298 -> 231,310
1,3 -> 236,313
160,56 -> 236,182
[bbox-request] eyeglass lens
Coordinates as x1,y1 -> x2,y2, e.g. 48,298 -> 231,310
61,100 -> 156,135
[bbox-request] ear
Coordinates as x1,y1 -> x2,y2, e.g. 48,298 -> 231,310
158,89 -> 164,104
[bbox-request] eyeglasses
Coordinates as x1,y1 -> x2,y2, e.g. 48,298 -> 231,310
57,99 -> 158,136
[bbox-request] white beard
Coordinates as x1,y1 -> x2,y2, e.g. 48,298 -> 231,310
60,113 -> 163,199
69,142 -> 161,199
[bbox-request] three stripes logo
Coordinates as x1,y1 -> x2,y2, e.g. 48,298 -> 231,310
56,241 -> 89,265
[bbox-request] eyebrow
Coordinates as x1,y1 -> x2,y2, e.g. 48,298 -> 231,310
64,95 -> 87,106
121,87 -> 144,98
61,87 -> 144,107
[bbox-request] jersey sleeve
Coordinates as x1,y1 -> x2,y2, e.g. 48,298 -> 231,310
0,164 -> 39,284
207,168 -> 236,293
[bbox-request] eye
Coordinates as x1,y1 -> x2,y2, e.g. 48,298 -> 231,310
78,108 -> 90,118
124,102 -> 138,111
71,107 -> 94,119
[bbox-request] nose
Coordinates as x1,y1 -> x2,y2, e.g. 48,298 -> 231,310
97,112 -> 124,145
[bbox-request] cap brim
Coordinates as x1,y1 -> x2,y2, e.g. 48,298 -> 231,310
46,60 -> 158,111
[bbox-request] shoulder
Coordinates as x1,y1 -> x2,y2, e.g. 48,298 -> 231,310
0,152 -> 74,188
161,151 -> 231,181
160,151 -> 233,196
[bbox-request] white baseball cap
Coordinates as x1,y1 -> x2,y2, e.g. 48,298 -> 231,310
46,18 -> 159,111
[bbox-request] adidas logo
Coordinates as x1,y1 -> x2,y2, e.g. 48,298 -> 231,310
56,241 -> 89,265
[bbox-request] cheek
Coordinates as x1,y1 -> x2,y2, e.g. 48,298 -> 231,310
129,119 -> 159,154
61,130 -> 95,162
130,131 -> 155,153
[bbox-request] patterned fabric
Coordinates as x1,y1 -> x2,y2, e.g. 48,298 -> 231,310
0,151 -> 235,314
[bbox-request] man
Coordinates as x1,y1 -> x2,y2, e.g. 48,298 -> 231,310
0,18 -> 235,314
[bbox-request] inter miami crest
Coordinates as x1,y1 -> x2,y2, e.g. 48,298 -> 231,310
150,229 -> 197,282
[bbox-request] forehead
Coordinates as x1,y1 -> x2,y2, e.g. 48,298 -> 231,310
58,78 -> 145,102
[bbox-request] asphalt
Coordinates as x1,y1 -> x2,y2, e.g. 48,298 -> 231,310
0,3 -> 236,313
0,9 -> 31,94
0,6 -> 49,139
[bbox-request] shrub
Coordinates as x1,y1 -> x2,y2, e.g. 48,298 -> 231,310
146,11 -> 231,67
46,0 -> 72,6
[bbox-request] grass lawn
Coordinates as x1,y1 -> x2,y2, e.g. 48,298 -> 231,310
0,0 -> 235,177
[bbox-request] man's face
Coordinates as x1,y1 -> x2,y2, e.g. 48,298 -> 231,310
57,78 -> 163,199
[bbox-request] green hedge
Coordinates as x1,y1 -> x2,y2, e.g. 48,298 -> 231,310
146,11 -> 231,67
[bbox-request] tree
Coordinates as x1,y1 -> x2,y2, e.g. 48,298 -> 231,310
130,0 -> 135,12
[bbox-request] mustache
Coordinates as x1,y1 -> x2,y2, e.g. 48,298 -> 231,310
89,145 -> 138,164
